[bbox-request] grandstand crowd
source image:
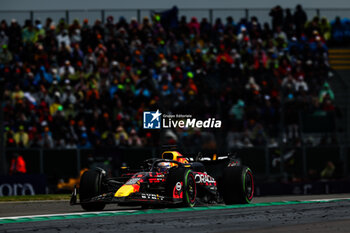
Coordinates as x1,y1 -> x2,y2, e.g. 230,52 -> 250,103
0,5 -> 342,149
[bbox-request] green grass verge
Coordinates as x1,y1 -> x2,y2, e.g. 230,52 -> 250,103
0,194 -> 70,202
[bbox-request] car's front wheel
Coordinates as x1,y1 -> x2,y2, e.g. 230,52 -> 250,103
79,169 -> 106,211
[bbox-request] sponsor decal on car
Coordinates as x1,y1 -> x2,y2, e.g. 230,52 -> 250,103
195,173 -> 216,184
176,182 -> 182,191
148,178 -> 165,183
148,173 -> 164,177
141,193 -> 165,201
126,178 -> 141,185
228,161 -> 240,167
173,182 -> 183,199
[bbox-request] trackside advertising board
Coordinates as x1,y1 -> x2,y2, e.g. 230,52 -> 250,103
0,175 -> 47,196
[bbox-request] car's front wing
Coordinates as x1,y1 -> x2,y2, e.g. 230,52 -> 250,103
70,187 -> 182,206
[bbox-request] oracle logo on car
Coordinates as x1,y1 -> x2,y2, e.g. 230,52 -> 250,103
195,173 -> 216,184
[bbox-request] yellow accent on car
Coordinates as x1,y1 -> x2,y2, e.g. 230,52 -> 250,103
114,185 -> 136,197
162,151 -> 177,160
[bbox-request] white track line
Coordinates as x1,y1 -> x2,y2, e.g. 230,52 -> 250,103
0,200 -> 68,204
0,209 -> 138,220
302,198 -> 350,202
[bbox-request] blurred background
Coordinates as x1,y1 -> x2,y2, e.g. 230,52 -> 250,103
1,1 -> 350,196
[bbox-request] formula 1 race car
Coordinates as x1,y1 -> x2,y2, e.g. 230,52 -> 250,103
70,148 -> 254,211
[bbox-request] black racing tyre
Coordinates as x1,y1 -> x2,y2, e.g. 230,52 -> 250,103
79,169 -> 106,211
222,166 -> 254,204
166,168 -> 197,207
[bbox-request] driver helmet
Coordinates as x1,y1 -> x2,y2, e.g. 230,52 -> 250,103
157,162 -> 172,172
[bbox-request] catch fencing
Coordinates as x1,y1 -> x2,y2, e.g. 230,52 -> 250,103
4,146 -> 349,182
1,8 -> 349,26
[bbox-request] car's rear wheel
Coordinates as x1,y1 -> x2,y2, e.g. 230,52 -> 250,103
166,168 -> 197,207
222,166 -> 254,204
79,169 -> 106,211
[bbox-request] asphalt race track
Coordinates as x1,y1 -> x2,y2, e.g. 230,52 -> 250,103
1,194 -> 350,233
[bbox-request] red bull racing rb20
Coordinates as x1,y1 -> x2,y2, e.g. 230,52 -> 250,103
70,149 -> 254,210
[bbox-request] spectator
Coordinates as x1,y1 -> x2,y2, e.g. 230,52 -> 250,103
269,5 -> 284,31
229,99 -> 245,122
0,30 -> 8,48
320,161 -> 335,179
41,126 -> 54,148
56,29 -> 71,50
115,126 -> 128,146
128,129 -> 142,146
8,19 -> 22,52
34,19 -> 45,40
59,60 -> 75,76
13,125 -> 29,147
9,153 -> 27,175
237,26 -> 249,43
274,26 -> 287,42
293,4 -> 307,36
295,75 -> 308,92
319,82 -> 335,103
22,20 -> 36,44
188,17 -> 200,35
0,44 -> 12,64
282,74 -> 296,93
320,17 -> 331,41
284,8 -> 293,32
331,17 -> 343,42
78,132 -> 92,148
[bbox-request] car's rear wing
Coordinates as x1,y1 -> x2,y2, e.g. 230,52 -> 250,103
186,152 -> 241,165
